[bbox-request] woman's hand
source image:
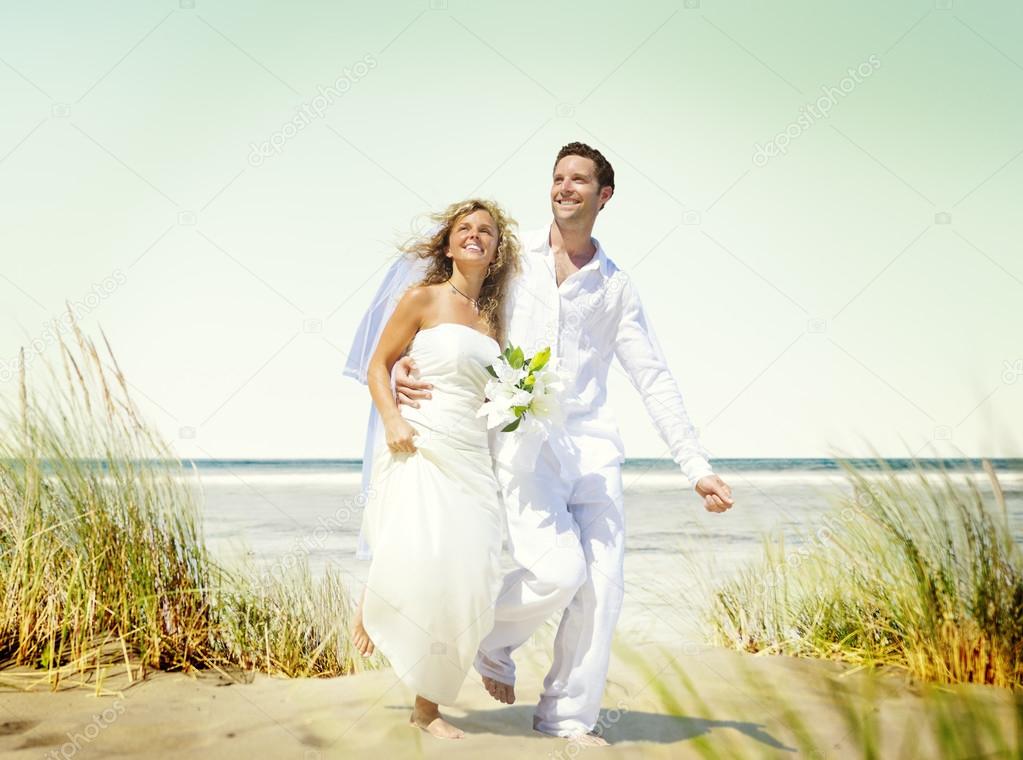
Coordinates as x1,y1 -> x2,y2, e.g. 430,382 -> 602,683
385,416 -> 418,453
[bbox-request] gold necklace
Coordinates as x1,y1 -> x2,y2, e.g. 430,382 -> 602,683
447,279 -> 479,311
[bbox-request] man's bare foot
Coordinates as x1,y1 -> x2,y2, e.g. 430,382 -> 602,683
534,724 -> 610,746
350,595 -> 374,657
481,675 -> 515,704
409,701 -> 464,739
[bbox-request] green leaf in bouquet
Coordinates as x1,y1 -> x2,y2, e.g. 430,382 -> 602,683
501,417 -> 522,432
523,372 -> 535,390
528,346 -> 551,372
508,346 -> 525,369
486,364 -> 498,378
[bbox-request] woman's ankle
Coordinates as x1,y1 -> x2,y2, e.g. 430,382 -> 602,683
412,696 -> 440,719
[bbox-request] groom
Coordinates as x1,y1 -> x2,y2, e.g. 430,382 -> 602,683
390,142 -> 735,743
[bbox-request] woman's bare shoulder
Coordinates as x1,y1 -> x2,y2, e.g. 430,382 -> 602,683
398,283 -> 440,304
393,283 -> 442,321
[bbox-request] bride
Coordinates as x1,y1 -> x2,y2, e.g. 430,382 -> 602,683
350,198 -> 520,739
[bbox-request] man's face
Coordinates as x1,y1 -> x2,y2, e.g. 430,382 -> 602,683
550,155 -> 612,225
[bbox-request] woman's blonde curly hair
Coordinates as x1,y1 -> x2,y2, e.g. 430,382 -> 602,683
401,198 -> 521,345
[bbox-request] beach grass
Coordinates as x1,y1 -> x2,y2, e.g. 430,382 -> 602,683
0,313 -> 370,685
613,640 -> 1022,758
216,560 -> 368,678
703,457 -> 1023,690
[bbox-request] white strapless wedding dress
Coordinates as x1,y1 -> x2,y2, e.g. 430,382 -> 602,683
361,322 -> 504,705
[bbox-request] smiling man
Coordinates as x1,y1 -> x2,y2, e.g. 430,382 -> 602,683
383,141 -> 736,744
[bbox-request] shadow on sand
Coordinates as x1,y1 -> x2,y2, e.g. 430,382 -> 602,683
387,703 -> 795,752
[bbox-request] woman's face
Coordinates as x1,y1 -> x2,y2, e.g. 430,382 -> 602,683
446,209 -> 499,269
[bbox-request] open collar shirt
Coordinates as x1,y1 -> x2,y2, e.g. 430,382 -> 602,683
497,226 -> 713,486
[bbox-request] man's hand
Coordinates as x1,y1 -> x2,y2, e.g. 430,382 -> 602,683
393,355 -> 433,408
695,475 -> 734,513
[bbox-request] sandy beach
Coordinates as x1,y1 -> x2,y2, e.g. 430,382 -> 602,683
2,640 -> 1019,759
2,460 -> 1018,758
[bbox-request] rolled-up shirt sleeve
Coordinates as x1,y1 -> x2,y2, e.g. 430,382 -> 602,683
613,274 -> 714,487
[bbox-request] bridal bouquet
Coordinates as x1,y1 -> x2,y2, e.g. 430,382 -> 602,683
477,345 -> 564,433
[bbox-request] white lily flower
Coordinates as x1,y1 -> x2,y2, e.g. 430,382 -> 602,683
477,399 -> 517,429
476,345 -> 564,433
477,384 -> 531,428
530,389 -> 562,423
486,379 -> 531,408
493,360 -> 527,386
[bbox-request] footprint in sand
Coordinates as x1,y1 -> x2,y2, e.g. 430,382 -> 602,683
0,720 -> 37,736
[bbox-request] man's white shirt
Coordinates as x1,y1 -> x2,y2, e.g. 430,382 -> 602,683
496,226 -> 713,486
343,224 -> 715,558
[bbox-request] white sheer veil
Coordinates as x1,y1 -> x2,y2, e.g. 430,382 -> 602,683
343,225 -> 436,559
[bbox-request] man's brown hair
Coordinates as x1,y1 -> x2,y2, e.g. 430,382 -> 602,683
553,142 -> 615,193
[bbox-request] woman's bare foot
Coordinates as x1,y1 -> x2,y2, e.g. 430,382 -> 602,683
350,590 -> 374,657
481,674 -> 515,704
409,696 -> 464,739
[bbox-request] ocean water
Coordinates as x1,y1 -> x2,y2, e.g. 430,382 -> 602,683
189,458 -> 1023,645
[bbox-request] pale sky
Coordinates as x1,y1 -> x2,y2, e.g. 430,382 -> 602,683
1,0 -> 1021,461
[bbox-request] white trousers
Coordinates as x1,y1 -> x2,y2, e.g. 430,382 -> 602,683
475,442 -> 626,736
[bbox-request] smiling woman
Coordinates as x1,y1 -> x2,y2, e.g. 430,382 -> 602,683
402,198 -> 522,347
346,197 -> 523,740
